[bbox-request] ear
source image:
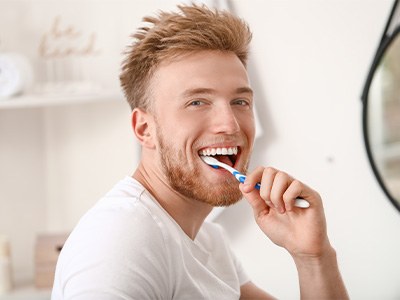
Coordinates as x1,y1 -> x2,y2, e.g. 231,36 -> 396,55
131,108 -> 156,149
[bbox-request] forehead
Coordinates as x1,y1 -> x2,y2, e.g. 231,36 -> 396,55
149,50 -> 251,102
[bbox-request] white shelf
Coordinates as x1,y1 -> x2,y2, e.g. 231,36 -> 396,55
0,285 -> 50,300
0,90 -> 124,110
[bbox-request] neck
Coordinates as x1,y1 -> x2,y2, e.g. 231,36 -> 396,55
133,161 -> 213,240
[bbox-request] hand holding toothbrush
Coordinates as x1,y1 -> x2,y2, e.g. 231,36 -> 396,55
201,156 -> 337,266
240,166 -> 347,299
239,166 -> 332,259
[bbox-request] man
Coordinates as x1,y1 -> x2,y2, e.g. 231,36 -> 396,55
52,4 -> 349,299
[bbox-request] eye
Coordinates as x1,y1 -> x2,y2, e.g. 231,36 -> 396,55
232,99 -> 251,107
190,100 -> 203,106
187,99 -> 207,107
184,98 -> 210,110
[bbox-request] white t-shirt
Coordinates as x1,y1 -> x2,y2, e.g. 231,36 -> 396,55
52,177 -> 249,300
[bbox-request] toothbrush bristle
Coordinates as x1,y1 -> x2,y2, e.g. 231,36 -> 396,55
201,155 -> 222,169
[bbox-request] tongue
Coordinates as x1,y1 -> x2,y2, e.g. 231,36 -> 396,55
215,155 -> 233,167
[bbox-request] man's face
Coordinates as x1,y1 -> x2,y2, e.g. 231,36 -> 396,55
149,50 -> 255,206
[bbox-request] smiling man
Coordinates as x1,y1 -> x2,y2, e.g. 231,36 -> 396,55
52,4 -> 348,300
137,50 -> 253,211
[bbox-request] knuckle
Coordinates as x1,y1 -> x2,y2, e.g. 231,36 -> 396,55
292,179 -> 303,189
255,166 -> 265,173
275,171 -> 288,181
264,167 -> 277,176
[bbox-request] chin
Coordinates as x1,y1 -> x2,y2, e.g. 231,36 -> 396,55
196,182 -> 243,207
210,196 -> 242,207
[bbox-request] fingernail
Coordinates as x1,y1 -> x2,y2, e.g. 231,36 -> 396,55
240,183 -> 249,193
242,183 -> 252,190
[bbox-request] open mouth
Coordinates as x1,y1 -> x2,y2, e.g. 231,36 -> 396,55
198,146 -> 239,167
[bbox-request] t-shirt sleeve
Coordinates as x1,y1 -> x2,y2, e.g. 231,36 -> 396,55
52,200 -> 172,300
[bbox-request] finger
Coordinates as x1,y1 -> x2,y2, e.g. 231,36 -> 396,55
244,167 -> 278,208
242,166 -> 264,193
282,180 -> 302,212
239,183 -> 270,219
259,167 -> 279,208
269,171 -> 293,214
283,179 -> 321,210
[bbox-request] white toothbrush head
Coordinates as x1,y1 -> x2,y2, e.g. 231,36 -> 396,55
200,155 -> 220,167
200,156 -> 237,173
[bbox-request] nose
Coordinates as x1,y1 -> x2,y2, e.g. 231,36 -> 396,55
210,104 -> 240,135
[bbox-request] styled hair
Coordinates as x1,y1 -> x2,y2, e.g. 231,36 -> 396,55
120,4 -> 252,110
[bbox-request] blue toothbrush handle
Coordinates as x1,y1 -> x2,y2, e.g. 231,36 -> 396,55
233,171 -> 309,208
233,171 -> 261,190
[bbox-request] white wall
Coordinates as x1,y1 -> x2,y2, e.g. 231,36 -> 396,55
1,0 -> 400,298
0,0 -> 174,286
215,1 -> 400,299
0,109 -> 47,285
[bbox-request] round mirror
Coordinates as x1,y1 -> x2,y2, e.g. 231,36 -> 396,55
363,26 -> 400,211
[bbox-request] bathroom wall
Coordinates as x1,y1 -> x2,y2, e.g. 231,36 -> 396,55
0,0 -> 174,286
1,0 -> 400,298
216,1 -> 400,299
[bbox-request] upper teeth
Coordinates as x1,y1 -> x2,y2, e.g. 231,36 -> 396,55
199,147 -> 238,156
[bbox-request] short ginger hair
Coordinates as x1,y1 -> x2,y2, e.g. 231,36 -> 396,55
119,4 -> 252,111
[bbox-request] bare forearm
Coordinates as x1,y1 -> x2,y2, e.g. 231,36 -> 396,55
294,247 -> 349,300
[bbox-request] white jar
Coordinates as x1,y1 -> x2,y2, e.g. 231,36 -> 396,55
0,235 -> 12,295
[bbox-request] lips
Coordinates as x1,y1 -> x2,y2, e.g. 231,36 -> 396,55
198,146 -> 239,167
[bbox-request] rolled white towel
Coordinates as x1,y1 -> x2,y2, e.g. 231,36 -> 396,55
0,53 -> 33,99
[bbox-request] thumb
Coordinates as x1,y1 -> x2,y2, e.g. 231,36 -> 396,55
239,183 -> 269,217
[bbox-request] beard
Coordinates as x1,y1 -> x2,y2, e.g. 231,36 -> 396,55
155,124 -> 246,207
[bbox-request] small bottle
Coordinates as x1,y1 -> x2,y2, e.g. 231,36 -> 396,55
0,235 -> 12,295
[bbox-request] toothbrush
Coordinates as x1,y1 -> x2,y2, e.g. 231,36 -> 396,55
201,156 -> 310,208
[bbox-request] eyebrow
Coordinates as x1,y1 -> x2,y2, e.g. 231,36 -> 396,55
181,87 -> 253,98
235,87 -> 253,96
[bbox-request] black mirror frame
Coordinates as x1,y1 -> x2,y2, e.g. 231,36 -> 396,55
361,0 -> 400,212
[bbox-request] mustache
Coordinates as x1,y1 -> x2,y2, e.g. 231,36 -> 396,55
194,134 -> 245,149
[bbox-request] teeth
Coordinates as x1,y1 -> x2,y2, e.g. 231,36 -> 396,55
199,147 -> 238,156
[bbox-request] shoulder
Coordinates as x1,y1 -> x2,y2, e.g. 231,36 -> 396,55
53,178 -> 174,299
63,177 -> 171,260
71,177 -> 166,247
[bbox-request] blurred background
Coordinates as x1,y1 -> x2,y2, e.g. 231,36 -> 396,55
0,0 -> 399,299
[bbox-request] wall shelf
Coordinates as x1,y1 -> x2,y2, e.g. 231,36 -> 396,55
0,90 -> 124,110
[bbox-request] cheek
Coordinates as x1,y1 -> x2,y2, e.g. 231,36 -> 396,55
168,112 -> 206,135
238,114 -> 256,137
157,118 -> 199,151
